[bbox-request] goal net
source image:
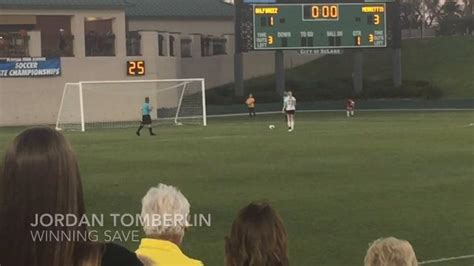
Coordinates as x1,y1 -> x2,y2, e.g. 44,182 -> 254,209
56,79 -> 206,131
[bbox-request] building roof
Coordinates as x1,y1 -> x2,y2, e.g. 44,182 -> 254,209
0,0 -> 234,17
125,0 -> 234,18
0,0 -> 128,9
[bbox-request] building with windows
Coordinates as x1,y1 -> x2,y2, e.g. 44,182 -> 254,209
0,0 -> 318,126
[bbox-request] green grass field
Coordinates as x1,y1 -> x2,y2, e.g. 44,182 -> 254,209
1,111 -> 473,265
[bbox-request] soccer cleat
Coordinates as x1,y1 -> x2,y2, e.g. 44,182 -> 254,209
136,131 -> 140,136
150,133 -> 156,136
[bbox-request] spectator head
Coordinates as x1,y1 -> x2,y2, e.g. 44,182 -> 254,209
0,127 -> 101,266
364,237 -> 418,266
145,97 -> 150,103
225,201 -> 289,266
141,183 -> 190,245
249,94 -> 253,98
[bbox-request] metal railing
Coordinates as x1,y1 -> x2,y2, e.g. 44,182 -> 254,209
42,34 -> 74,57
85,33 -> 116,56
0,32 -> 30,58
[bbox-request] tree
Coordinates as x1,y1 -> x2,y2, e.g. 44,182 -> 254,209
438,0 -> 465,35
425,0 -> 442,27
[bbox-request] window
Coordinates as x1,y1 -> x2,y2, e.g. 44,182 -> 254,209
212,38 -> 227,55
181,38 -> 192,58
158,34 -> 165,56
84,18 -> 115,56
169,35 -> 175,57
127,31 -> 141,56
201,36 -> 211,57
36,16 -> 74,57
0,31 -> 30,57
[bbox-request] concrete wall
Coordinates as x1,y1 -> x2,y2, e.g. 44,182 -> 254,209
128,18 -> 234,36
181,51 -> 320,89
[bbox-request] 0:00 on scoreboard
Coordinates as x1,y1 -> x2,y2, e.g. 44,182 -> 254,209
253,3 -> 387,50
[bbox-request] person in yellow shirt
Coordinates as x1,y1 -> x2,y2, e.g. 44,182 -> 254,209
245,94 -> 256,117
136,183 -> 203,266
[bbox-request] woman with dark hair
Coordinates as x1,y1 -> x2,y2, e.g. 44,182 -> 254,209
225,201 -> 289,266
0,127 -> 142,266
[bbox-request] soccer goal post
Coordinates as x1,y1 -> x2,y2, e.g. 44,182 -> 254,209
56,79 -> 207,131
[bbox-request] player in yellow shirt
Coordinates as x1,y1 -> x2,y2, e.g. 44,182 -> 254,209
245,94 -> 256,117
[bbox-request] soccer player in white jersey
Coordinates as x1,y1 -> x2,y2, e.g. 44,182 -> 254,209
282,91 -> 296,132
282,91 -> 289,122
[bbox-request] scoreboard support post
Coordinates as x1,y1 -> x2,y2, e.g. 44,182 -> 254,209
234,0 -> 244,96
391,0 -> 402,88
275,50 -> 285,96
392,48 -> 402,87
234,53 -> 244,96
353,51 -> 364,94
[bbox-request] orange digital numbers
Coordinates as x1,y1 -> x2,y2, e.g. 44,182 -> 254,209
374,14 -> 380,25
355,36 -> 362,46
127,60 -> 145,76
306,5 -> 339,20
268,35 -> 274,45
369,34 -> 375,43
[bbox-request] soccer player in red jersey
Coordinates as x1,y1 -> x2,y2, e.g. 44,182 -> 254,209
346,99 -> 355,118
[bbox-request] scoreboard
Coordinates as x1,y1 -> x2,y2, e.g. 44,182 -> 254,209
253,3 -> 387,50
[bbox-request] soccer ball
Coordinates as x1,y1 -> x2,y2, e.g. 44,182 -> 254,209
269,125 -> 275,130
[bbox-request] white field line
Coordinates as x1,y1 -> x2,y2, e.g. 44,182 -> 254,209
128,135 -> 250,143
207,108 -> 474,118
418,254 -> 474,264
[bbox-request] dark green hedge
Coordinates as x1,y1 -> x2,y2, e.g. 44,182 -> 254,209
206,79 -> 443,105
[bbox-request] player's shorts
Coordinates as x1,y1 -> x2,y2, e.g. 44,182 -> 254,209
286,110 -> 295,115
142,115 -> 152,125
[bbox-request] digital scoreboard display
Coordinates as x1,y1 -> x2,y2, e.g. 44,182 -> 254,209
253,3 -> 387,50
127,60 -> 145,76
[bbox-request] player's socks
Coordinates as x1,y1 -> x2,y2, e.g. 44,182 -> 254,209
351,111 -> 355,116
346,111 -> 350,117
149,128 -> 156,136
136,125 -> 144,136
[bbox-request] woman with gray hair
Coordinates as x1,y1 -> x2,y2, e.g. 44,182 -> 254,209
364,237 -> 418,266
136,183 -> 203,266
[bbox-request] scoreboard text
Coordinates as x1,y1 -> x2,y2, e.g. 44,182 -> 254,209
253,3 -> 387,50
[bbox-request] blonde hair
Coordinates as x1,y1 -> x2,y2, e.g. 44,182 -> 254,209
141,183 -> 190,237
364,237 -> 418,266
